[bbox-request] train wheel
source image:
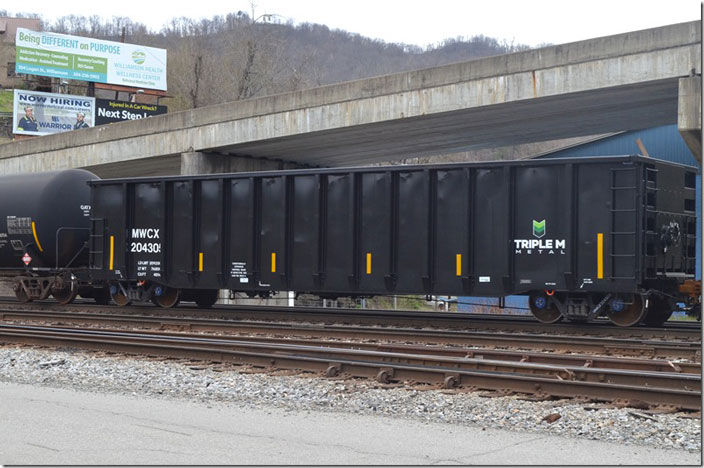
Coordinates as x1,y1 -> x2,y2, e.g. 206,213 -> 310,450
111,292 -> 130,306
641,295 -> 673,327
606,294 -> 645,327
529,294 -> 562,323
110,284 -> 130,307
194,290 -> 219,308
154,287 -> 180,308
51,286 -> 78,305
13,282 -> 31,303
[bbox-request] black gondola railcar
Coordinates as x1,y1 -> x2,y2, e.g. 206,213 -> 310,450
88,155 -> 699,326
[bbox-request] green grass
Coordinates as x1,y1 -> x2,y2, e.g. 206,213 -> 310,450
0,90 -> 14,114
669,314 -> 699,322
364,296 -> 432,311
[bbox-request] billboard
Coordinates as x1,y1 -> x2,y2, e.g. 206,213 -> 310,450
95,99 -> 168,125
15,28 -> 167,91
13,89 -> 95,136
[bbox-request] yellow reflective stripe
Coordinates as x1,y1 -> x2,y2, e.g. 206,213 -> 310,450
199,252 -> 204,272
109,236 -> 114,271
456,254 -> 462,276
366,253 -> 372,275
271,252 -> 276,273
31,221 -> 43,252
597,233 -> 604,279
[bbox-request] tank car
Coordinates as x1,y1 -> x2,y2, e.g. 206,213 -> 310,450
88,155 -> 700,326
0,169 -> 110,304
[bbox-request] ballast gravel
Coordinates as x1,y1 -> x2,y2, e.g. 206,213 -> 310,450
0,345 -> 700,453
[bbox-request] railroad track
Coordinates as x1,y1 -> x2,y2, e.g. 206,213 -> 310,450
0,299 -> 699,340
0,309 -> 701,359
0,322 -> 700,411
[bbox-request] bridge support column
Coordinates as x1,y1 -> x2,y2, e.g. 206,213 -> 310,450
678,76 -> 702,166
180,151 -> 307,175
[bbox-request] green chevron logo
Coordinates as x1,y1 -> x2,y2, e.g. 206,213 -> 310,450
132,51 -> 146,65
533,219 -> 546,238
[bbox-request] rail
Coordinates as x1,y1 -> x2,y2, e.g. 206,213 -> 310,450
0,323 -> 699,410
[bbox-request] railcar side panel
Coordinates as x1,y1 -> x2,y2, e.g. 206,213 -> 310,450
130,182 -> 165,282
228,178 -> 255,290
396,170 -> 429,293
169,180 -> 195,288
91,183 -> 127,277
289,174 -> 320,292
323,173 -> 355,292
512,164 -> 569,292
259,176 -> 286,290
359,172 -> 392,293
434,169 -> 470,295
471,167 -> 509,297
197,179 -> 224,288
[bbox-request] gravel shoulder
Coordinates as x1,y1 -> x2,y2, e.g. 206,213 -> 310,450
0,344 -> 700,456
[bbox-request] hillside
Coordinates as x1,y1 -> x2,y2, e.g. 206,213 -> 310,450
1,11 -> 590,160
5,12 -> 531,110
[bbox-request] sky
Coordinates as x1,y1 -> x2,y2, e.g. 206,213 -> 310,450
3,0 -> 701,48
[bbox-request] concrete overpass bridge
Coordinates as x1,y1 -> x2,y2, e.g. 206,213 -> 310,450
0,20 -> 700,178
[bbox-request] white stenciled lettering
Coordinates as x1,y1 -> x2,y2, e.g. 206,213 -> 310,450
130,242 -> 161,253
514,238 -> 567,255
131,228 -> 160,239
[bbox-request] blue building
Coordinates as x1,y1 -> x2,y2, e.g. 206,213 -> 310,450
458,125 -> 700,314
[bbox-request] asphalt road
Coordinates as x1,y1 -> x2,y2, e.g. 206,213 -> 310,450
0,382 -> 700,465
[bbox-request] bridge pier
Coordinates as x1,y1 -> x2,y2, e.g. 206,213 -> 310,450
678,76 -> 702,165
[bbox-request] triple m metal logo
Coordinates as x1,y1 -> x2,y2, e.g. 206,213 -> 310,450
513,219 -> 566,255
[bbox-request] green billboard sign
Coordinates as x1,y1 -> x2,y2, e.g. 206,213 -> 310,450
15,28 -> 167,91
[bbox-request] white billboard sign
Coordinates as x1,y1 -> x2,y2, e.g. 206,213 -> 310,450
13,89 -> 96,136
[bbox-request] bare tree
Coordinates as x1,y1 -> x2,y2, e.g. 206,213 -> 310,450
164,18 -> 218,110
21,10 -> 531,112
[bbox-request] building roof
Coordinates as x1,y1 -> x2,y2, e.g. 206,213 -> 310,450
532,125 -> 698,168
0,17 -> 41,44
